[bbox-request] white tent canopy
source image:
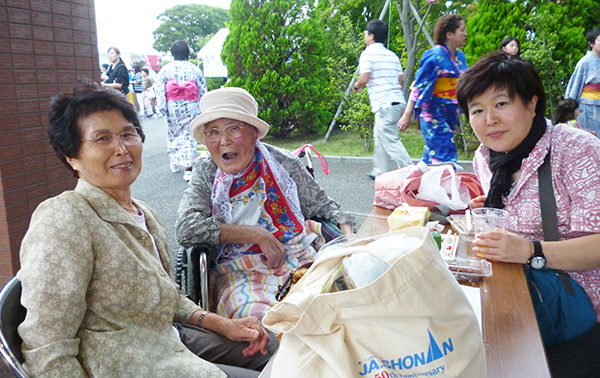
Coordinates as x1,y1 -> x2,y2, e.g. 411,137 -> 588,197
199,28 -> 229,78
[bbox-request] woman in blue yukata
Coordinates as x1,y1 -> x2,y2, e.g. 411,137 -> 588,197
398,14 -> 468,163
565,27 -> 600,136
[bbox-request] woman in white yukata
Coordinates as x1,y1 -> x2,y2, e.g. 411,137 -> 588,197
565,27 -> 600,135
154,40 -> 207,181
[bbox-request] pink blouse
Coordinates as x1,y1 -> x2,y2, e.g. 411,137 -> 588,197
473,124 -> 600,320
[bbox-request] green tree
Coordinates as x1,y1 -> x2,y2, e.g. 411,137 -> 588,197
521,10 -> 566,117
463,0 -> 528,64
223,0 -> 331,138
152,4 -> 230,57
528,0 -> 600,85
461,0 -> 600,117
338,90 -> 375,152
317,0 -> 387,31
317,0 -> 408,146
316,10 -> 363,117
519,1 -> 599,115
318,11 -> 371,148
533,0 -> 600,63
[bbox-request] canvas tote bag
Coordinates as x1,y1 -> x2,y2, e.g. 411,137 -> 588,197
263,227 -> 486,378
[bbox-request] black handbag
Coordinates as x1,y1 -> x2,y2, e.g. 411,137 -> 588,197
524,149 -> 596,346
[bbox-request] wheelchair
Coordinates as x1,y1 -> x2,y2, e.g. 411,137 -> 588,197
0,277 -> 29,377
175,219 -> 343,308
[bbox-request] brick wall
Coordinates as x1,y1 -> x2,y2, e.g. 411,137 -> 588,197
0,0 -> 99,285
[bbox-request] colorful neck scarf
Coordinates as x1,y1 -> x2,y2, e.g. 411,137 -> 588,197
211,141 -> 304,260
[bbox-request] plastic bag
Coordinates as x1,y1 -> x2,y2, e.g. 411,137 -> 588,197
416,165 -> 472,211
373,163 -> 484,214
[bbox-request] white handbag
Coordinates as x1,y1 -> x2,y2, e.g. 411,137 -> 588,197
263,227 -> 486,378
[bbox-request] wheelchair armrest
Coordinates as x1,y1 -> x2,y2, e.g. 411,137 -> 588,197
190,245 -> 209,309
175,243 -> 210,308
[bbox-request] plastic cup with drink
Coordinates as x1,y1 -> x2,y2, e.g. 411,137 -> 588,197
469,207 -> 510,257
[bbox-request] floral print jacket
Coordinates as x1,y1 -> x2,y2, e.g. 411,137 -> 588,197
473,124 -> 600,320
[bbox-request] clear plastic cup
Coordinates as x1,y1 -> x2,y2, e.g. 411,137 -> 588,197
471,208 -> 509,235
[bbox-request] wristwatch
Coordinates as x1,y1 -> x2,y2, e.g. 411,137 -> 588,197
528,241 -> 546,270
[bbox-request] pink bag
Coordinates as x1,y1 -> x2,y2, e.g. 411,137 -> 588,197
374,163 -> 484,214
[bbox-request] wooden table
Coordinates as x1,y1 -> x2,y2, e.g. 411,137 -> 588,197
362,207 -> 551,378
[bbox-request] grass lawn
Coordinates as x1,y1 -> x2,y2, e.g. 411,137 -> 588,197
259,126 -> 475,161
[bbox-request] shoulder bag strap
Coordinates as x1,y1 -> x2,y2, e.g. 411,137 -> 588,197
538,150 -> 559,242
537,149 -> 575,294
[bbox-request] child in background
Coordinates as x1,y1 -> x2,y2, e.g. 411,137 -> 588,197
554,98 -> 597,135
132,65 -> 144,116
100,63 -> 109,82
141,68 -> 156,118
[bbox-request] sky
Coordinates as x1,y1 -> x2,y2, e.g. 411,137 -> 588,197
94,0 -> 231,55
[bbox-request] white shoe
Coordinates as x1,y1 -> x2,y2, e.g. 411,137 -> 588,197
183,170 -> 193,182
170,163 -> 180,173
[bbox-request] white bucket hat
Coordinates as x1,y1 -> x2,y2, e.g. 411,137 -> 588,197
190,87 -> 270,144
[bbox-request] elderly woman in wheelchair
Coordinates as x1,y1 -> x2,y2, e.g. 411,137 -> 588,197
176,87 -> 349,321
17,83 -> 275,378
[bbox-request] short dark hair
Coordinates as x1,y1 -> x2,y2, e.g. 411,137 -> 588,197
586,28 -> 600,50
434,14 -> 464,45
48,81 -> 144,177
456,51 -> 546,119
101,63 -> 109,70
141,67 -> 149,75
554,98 -> 579,124
366,20 -> 388,44
170,40 -> 190,60
499,36 -> 520,56
133,64 -> 141,73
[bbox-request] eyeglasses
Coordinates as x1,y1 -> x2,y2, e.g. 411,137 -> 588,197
204,123 -> 246,143
81,130 -> 142,149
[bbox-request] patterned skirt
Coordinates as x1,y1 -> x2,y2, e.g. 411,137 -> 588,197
212,220 -> 325,320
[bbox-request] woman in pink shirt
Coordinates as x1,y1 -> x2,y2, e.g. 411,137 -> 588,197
456,52 -> 600,378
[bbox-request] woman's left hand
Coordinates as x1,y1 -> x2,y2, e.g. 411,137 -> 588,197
218,316 -> 270,357
472,229 -> 531,264
469,195 -> 486,210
